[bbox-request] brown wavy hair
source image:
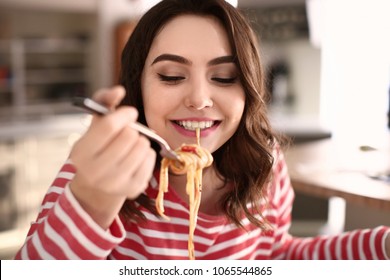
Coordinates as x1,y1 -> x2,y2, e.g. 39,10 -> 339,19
119,0 -> 281,229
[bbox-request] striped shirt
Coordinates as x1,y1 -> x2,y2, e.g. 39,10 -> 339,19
14,152 -> 390,260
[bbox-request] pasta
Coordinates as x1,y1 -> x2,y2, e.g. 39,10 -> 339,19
156,128 -> 213,260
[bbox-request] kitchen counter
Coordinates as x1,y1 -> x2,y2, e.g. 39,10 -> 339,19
269,111 -> 332,143
285,137 -> 390,210
284,136 -> 390,234
0,113 -> 89,141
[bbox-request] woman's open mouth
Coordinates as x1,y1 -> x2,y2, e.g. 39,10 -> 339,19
172,120 -> 221,137
175,120 -> 215,131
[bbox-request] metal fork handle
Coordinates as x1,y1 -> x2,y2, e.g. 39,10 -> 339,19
128,122 -> 179,160
72,97 -> 180,161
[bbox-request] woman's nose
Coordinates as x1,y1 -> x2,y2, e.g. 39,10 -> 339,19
184,79 -> 213,110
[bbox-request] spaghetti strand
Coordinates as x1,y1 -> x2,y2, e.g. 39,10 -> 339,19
156,128 -> 213,259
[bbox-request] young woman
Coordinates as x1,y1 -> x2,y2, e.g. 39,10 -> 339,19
15,0 -> 390,260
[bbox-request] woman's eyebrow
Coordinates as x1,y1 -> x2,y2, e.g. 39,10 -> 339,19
151,54 -> 235,66
207,55 -> 235,66
151,54 -> 191,65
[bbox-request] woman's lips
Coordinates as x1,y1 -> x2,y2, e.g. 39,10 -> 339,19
171,120 -> 220,138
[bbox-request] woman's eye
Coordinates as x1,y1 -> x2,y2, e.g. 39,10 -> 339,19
212,77 -> 237,84
158,74 -> 185,84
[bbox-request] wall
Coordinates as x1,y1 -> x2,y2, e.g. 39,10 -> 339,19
319,0 -> 390,145
262,39 -> 321,117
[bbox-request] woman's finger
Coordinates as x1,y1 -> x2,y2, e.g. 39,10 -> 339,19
95,125 -> 140,167
115,136 -> 154,175
81,107 -> 138,155
93,85 -> 126,110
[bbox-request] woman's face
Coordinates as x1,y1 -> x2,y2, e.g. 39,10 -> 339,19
141,15 -> 245,152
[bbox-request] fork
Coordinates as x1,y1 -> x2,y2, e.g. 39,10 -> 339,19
72,97 -> 181,161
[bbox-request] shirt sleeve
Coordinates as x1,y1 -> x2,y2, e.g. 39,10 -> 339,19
269,147 -> 390,260
14,160 -> 126,260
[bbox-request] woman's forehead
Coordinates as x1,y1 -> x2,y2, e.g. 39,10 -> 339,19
147,14 -> 232,61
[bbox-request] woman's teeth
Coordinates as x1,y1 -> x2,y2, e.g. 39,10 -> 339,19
177,120 -> 214,131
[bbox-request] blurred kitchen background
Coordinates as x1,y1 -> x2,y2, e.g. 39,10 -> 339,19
0,0 -> 389,259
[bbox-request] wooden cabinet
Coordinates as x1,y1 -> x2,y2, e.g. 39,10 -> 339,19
0,41 -> 13,108
0,7 -> 98,120
0,37 -> 91,119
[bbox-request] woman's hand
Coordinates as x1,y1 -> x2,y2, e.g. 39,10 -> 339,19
69,86 -> 156,229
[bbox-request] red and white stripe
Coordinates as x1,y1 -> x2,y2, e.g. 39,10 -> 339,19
14,154 -> 390,260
